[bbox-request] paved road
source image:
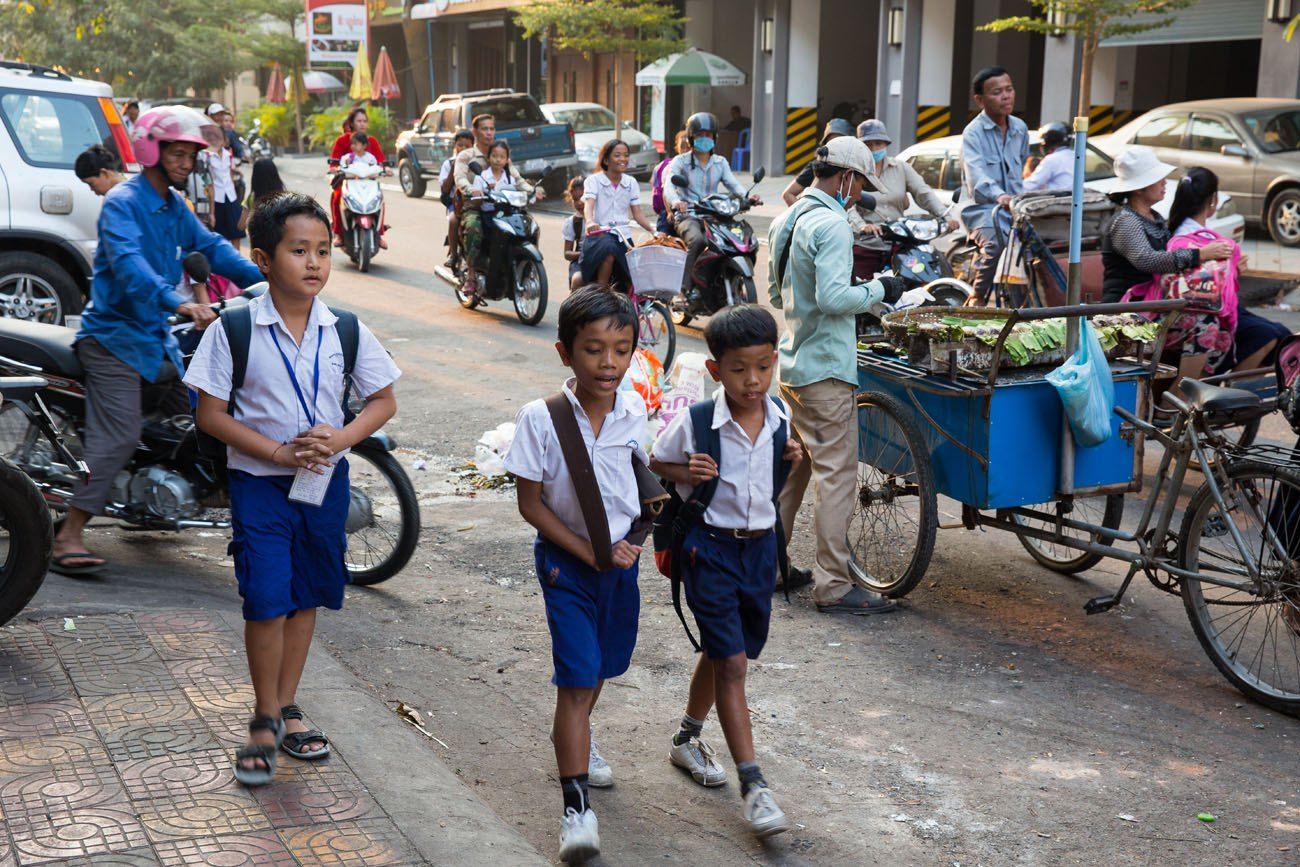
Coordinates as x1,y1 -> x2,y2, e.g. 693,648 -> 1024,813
22,154 -> 1300,866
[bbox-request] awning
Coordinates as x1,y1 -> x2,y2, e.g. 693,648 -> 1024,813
1100,0 -> 1264,47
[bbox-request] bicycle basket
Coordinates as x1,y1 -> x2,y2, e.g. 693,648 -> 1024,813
625,245 -> 687,301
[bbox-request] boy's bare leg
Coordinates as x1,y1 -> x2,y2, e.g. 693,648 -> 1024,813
242,617 -> 286,769
448,213 -> 460,262
277,609 -> 325,751
553,685 -> 597,776
711,654 -> 754,764
684,654 -> 715,721
595,255 -> 615,287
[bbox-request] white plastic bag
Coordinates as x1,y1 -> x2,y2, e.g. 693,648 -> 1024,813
473,421 -> 516,477
1046,321 -> 1114,447
657,351 -> 711,441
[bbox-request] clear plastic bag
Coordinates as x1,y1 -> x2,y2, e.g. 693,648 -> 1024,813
1046,320 -> 1114,448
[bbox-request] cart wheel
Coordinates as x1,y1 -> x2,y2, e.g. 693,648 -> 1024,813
1009,494 -> 1124,574
1177,459 -> 1300,715
848,391 -> 937,598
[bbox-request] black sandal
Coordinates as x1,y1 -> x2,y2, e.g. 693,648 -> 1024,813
280,704 -> 331,760
233,715 -> 282,786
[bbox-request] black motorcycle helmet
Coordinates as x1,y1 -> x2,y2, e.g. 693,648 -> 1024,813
1039,121 -> 1071,152
821,117 -> 854,145
686,112 -> 719,138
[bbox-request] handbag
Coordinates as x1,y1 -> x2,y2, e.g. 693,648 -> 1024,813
543,393 -> 667,571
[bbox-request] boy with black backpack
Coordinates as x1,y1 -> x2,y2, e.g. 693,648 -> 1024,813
650,304 -> 802,839
184,192 -> 400,787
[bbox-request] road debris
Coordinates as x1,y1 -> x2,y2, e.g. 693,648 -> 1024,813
393,701 -> 449,749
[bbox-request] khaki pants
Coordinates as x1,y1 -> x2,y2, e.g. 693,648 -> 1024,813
778,378 -> 858,606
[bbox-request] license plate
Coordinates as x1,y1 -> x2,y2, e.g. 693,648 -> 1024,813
524,158 -> 546,174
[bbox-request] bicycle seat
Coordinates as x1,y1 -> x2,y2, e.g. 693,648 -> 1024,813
1179,378 -> 1261,414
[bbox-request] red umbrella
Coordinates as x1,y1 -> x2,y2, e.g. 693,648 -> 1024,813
266,62 -> 286,104
372,46 -> 401,106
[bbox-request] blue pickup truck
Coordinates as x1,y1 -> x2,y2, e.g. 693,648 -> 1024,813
395,89 -> 578,198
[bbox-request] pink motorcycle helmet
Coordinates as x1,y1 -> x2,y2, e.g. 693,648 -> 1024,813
131,105 -> 216,168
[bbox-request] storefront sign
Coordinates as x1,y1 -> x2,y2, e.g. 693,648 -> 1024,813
407,0 -> 529,17
306,0 -> 368,67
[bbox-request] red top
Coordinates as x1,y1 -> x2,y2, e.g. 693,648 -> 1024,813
330,133 -> 385,163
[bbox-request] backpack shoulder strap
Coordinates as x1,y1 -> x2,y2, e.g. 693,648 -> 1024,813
329,307 -> 360,376
544,392 -> 614,571
769,395 -> 793,595
688,399 -> 721,509
221,304 -> 253,408
776,200 -> 829,289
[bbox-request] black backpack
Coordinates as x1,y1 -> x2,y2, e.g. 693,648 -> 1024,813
652,397 -> 792,651
195,304 -> 361,469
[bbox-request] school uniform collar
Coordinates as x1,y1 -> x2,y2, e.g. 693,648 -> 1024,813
592,171 -> 630,190
708,385 -> 787,431
561,377 -> 645,422
251,293 -> 339,337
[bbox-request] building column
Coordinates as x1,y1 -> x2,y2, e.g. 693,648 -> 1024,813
781,0 -> 820,174
750,0 -> 788,175
1040,34 -> 1081,122
915,0 -> 956,145
1259,15 -> 1300,99
875,1 -> 922,149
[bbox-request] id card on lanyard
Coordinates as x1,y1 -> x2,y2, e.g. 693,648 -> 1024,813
269,326 -> 333,506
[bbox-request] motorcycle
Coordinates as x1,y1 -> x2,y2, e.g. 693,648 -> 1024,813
854,217 -> 971,340
0,286 -> 420,586
329,158 -> 391,273
0,375 -> 61,626
433,163 -> 549,326
667,167 -> 765,326
246,119 -> 274,162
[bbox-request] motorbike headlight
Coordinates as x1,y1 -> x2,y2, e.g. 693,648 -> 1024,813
503,190 -> 530,208
713,198 -> 739,217
906,219 -> 939,241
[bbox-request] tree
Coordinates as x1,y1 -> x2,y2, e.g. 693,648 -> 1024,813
514,0 -> 688,124
980,1 -> 1196,117
244,0 -> 310,153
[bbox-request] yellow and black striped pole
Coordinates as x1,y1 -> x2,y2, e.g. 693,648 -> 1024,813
916,105 -> 951,141
1087,104 -> 1115,134
784,107 -> 818,175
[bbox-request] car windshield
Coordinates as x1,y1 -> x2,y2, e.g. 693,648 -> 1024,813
551,107 -> 616,134
469,99 -> 547,127
1243,109 -> 1300,153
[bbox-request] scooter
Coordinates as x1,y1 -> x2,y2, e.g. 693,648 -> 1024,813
329,158 -> 391,273
855,218 -> 972,338
0,375 -> 60,626
246,119 -> 274,162
433,163 -> 549,326
668,167 -> 766,326
0,273 -> 420,586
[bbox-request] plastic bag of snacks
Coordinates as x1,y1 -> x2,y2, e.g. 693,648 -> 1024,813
621,347 -> 665,413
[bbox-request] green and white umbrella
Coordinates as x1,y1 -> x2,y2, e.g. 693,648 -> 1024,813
635,48 -> 747,87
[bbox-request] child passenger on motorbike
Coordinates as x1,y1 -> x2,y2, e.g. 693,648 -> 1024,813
339,131 -> 378,170
579,139 -> 657,288
463,140 -> 534,295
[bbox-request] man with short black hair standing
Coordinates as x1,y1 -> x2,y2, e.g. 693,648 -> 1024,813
960,66 -> 1028,304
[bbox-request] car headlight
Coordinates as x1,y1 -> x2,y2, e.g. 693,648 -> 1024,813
576,145 -> 599,160
905,219 -> 939,241
1215,195 -> 1238,219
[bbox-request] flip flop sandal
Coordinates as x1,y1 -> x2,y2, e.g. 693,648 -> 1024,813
49,552 -> 106,576
279,704 -> 331,760
816,586 -> 898,616
233,714 -> 283,786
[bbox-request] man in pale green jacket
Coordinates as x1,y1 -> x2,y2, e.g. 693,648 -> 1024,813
768,136 -> 900,615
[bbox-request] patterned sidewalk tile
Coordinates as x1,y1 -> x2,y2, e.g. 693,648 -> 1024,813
146,633 -> 240,663
62,658 -> 178,699
41,615 -> 147,646
182,683 -> 257,716
135,611 -> 225,636
0,762 -> 125,818
0,700 -> 90,742
102,720 -> 220,765
166,657 -> 245,692
280,819 -> 420,866
83,691 -> 199,735
116,748 -> 243,801
8,805 -> 149,863
0,735 -> 110,783
155,832 -> 297,866
0,665 -> 76,705
135,791 -> 270,842
252,761 -> 384,829
42,849 -> 161,866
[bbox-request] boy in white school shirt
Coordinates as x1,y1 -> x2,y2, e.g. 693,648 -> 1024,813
503,286 -> 645,864
184,192 -> 400,787
650,304 -> 801,840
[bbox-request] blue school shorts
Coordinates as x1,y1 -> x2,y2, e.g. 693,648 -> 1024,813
682,525 -> 778,660
534,537 -> 640,688
228,460 -> 350,622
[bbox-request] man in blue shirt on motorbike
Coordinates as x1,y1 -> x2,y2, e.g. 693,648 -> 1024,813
663,112 -> 762,300
51,106 -> 262,575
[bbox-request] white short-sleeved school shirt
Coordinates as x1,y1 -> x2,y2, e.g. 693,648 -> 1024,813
651,387 -> 788,531
504,379 -> 648,543
582,172 -> 640,242
183,294 -> 401,476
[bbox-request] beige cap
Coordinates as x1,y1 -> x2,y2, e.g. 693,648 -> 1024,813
820,136 -> 872,177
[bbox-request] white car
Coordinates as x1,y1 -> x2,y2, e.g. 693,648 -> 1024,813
540,102 -> 660,179
896,133 -> 1245,241
0,61 -> 134,323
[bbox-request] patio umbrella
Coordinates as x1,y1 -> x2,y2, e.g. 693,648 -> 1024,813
265,62 -> 286,105
292,70 -> 346,95
372,46 -> 401,108
634,47 -> 747,87
349,43 -> 372,102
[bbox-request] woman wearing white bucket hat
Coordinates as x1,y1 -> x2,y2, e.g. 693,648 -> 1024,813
1102,145 -> 1233,305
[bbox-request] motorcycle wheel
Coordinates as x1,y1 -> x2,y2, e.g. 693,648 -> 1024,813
344,444 -> 420,586
670,297 -> 693,327
512,259 -> 548,326
724,272 -> 758,307
0,457 -> 52,627
357,229 -> 371,273
453,276 -> 481,309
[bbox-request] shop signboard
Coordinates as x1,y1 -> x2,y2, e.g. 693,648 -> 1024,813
306,0 -> 368,67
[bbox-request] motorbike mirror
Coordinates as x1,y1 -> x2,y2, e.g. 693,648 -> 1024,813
468,161 -> 484,176
670,175 -> 689,188
327,158 -> 340,167
856,191 -> 877,212
182,252 -> 211,284
539,164 -> 554,178
752,166 -> 766,184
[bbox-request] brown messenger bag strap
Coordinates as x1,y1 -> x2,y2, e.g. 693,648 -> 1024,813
544,393 -> 614,571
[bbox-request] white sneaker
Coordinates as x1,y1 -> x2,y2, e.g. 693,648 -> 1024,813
743,785 -> 793,839
559,807 -> 600,863
669,735 -> 727,787
587,730 -> 613,788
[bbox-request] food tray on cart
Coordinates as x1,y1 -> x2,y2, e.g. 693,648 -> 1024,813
880,306 -> 1160,373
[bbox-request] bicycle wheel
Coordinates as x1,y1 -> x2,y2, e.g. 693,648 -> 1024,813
1177,459 -> 1300,715
1009,494 -> 1124,574
637,299 -> 676,372
847,391 -> 937,598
